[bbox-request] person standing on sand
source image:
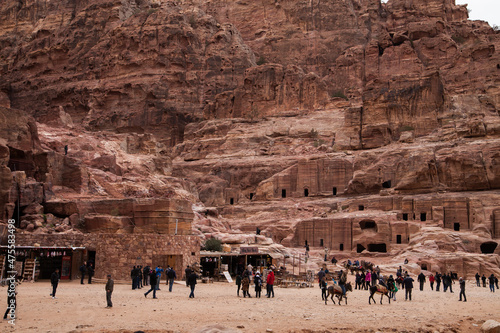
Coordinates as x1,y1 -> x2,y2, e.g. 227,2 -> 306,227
403,274 -> 414,301
155,266 -> 163,291
489,274 -> 496,292
458,277 -> 466,302
417,272 -> 426,291
429,274 -> 435,290
317,268 -> 325,288
167,266 -> 177,292
50,268 -> 59,299
482,274 -> 487,287
435,272 -> 442,291
365,270 -> 371,290
3,288 -> 16,320
106,274 -> 114,308
254,272 -> 262,298
446,273 -> 455,293
87,263 -> 94,284
266,268 -> 275,298
185,265 -> 192,287
188,270 -> 198,298
235,273 -> 242,297
241,274 -> 251,298
138,265 -> 143,289
475,272 -> 480,287
355,272 -> 362,290
79,262 -> 87,284
320,277 -> 327,301
143,266 -> 150,286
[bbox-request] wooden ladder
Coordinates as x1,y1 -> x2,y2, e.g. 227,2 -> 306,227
23,259 -> 39,282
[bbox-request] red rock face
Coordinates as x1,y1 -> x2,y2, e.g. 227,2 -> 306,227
0,0 -> 500,275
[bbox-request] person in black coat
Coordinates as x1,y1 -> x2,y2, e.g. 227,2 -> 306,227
4,278 -> 17,320
143,266 -> 150,286
79,262 -> 87,284
166,267 -> 177,292
105,274 -> 114,308
403,274 -> 414,301
87,263 -> 94,284
459,277 -> 466,302
131,266 -> 140,290
185,265 -> 192,287
144,270 -> 158,299
187,271 -> 198,298
371,271 -> 378,287
417,272 -> 426,291
435,272 -> 442,291
51,268 -> 60,299
138,265 -> 143,289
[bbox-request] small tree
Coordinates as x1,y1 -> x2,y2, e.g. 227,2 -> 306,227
203,238 -> 222,252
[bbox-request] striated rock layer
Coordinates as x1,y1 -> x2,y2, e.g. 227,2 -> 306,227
0,0 -> 499,277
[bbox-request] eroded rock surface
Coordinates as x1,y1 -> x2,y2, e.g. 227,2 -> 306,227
0,0 -> 499,276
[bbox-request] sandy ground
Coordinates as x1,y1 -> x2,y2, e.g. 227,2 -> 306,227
0,276 -> 499,333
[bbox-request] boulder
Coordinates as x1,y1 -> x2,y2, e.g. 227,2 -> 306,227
23,203 -> 44,215
481,320 -> 500,333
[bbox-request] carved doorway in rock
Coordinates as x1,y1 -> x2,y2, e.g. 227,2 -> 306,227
480,242 -> 498,254
367,243 -> 387,253
356,244 -> 366,253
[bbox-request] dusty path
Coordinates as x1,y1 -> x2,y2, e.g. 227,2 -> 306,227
0,278 -> 499,333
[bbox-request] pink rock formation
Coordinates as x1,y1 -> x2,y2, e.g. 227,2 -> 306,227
0,0 -> 499,278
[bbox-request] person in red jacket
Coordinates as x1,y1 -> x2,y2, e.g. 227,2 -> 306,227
266,268 -> 275,298
429,274 -> 435,290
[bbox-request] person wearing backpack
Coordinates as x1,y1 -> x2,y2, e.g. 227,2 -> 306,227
254,272 -> 263,298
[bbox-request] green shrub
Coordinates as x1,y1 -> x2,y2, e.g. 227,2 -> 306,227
256,56 -> 266,65
203,238 -> 222,252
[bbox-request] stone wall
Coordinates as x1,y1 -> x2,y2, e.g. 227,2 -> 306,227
292,217 -> 352,251
256,158 -> 353,200
133,199 -> 193,234
16,233 -> 201,281
346,195 -> 473,230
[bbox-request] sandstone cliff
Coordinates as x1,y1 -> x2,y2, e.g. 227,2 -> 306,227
0,0 -> 499,277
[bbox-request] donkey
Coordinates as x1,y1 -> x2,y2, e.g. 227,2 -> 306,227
369,284 -> 392,304
325,282 -> 352,305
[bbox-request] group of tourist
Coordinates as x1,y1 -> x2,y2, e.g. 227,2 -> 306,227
317,261 -> 500,303
78,261 -> 95,285
51,261 -> 95,300
235,265 -> 275,298
44,258 -> 500,311
475,272 -> 499,292
139,265 -> 196,299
